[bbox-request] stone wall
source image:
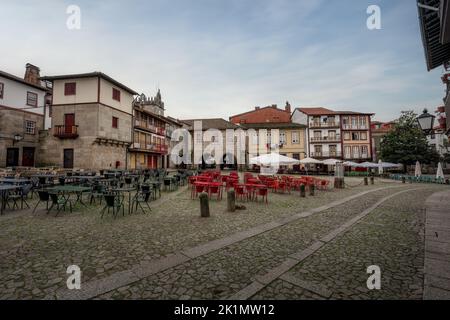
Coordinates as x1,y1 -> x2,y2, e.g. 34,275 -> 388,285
0,106 -> 44,167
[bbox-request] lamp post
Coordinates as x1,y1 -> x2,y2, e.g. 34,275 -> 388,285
12,134 -> 23,145
416,109 -> 435,135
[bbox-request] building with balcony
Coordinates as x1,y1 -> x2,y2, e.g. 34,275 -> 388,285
229,102 -> 307,170
39,72 -> 137,169
418,0 -> 450,136
129,91 -> 181,169
292,107 -> 374,161
0,64 -> 51,167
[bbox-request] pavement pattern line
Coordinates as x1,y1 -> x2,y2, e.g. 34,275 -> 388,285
423,189 -> 450,300
56,185 -> 403,299
228,187 -> 423,300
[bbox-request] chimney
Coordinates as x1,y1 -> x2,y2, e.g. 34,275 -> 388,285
24,63 -> 41,86
285,101 -> 291,113
271,104 -> 277,109
255,106 -> 260,110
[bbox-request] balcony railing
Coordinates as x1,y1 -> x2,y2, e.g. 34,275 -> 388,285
134,121 -> 166,136
310,135 -> 341,143
310,151 -> 342,158
309,122 -> 339,128
53,125 -> 79,139
132,143 -> 169,154
342,124 -> 368,130
344,153 -> 370,159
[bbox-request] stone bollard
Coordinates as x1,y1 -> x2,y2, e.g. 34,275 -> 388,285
402,177 -> 406,184
364,177 -> 368,186
334,177 -> 344,189
199,192 -> 210,217
227,189 -> 236,212
300,184 -> 306,198
370,176 -> 374,185
309,184 -> 315,196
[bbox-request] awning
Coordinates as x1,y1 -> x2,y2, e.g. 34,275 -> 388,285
418,0 -> 450,71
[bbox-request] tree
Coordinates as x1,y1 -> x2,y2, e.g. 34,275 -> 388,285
380,110 -> 440,171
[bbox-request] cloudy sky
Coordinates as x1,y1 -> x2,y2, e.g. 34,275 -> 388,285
0,0 -> 446,121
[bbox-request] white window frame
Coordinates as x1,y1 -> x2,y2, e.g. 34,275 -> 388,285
24,120 -> 36,135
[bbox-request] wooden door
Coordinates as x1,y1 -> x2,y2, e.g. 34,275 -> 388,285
22,147 -> 35,167
63,149 -> 74,168
64,114 -> 75,134
6,148 -> 19,167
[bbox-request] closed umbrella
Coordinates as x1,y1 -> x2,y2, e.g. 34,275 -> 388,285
414,161 -> 422,177
436,162 -> 444,180
378,159 -> 383,175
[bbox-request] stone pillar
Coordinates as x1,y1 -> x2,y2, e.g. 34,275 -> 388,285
199,192 -> 210,217
370,176 -> 374,185
227,189 -> 236,212
334,178 -> 344,189
300,184 -> 306,198
402,177 -> 406,184
309,184 -> 315,196
364,177 -> 368,186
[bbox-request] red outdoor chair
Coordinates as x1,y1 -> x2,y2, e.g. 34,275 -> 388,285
208,183 -> 222,200
235,184 -> 248,201
256,187 -> 269,204
192,183 -> 206,199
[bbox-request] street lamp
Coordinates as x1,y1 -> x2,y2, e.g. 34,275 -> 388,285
416,109 -> 435,135
12,134 -> 23,145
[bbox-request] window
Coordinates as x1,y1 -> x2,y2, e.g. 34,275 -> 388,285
352,132 -> 360,140
292,131 -> 299,144
26,92 -> 38,107
279,131 -> 286,144
361,145 -> 368,156
0,82 -> 4,99
112,116 -> 119,128
112,88 -> 121,102
344,132 -> 351,140
64,82 -> 76,96
24,120 -> 36,135
360,132 -> 367,140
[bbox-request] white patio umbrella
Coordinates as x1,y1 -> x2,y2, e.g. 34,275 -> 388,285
343,161 -> 358,167
323,158 -> 340,165
249,153 -> 300,166
378,159 -> 383,175
299,157 -> 323,164
414,161 -> 422,177
436,162 -> 445,180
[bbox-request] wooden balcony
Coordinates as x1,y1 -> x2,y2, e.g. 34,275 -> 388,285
310,151 -> 342,158
309,122 -> 339,128
131,143 -> 169,154
53,125 -> 79,139
310,135 -> 341,143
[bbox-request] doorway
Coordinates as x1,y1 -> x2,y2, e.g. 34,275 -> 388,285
22,147 -> 35,167
63,149 -> 74,168
6,148 -> 19,167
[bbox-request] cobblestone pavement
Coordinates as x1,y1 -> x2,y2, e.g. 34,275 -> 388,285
0,178 -> 398,299
96,185 -> 442,300
253,187 -> 435,299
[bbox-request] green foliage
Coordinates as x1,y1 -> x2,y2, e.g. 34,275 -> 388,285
380,110 -> 440,166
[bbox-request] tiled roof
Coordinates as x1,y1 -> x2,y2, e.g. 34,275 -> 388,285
0,69 -> 48,91
181,118 -> 239,130
239,122 -> 306,129
296,107 -> 335,115
41,72 -> 138,95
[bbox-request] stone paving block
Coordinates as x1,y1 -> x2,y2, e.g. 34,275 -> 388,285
254,258 -> 299,285
279,273 -> 333,298
424,286 -> 450,300
131,253 -> 190,279
424,274 -> 450,291
424,257 -> 450,280
228,281 -> 266,300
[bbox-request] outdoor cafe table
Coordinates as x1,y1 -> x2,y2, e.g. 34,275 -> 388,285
0,185 -> 19,215
113,187 -> 136,214
0,178 -> 31,185
46,185 -> 92,207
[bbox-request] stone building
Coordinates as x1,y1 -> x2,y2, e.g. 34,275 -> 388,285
371,120 -> 396,162
129,91 -> 182,169
229,103 -> 307,171
292,107 -> 374,162
0,64 -> 51,167
39,72 -> 137,169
